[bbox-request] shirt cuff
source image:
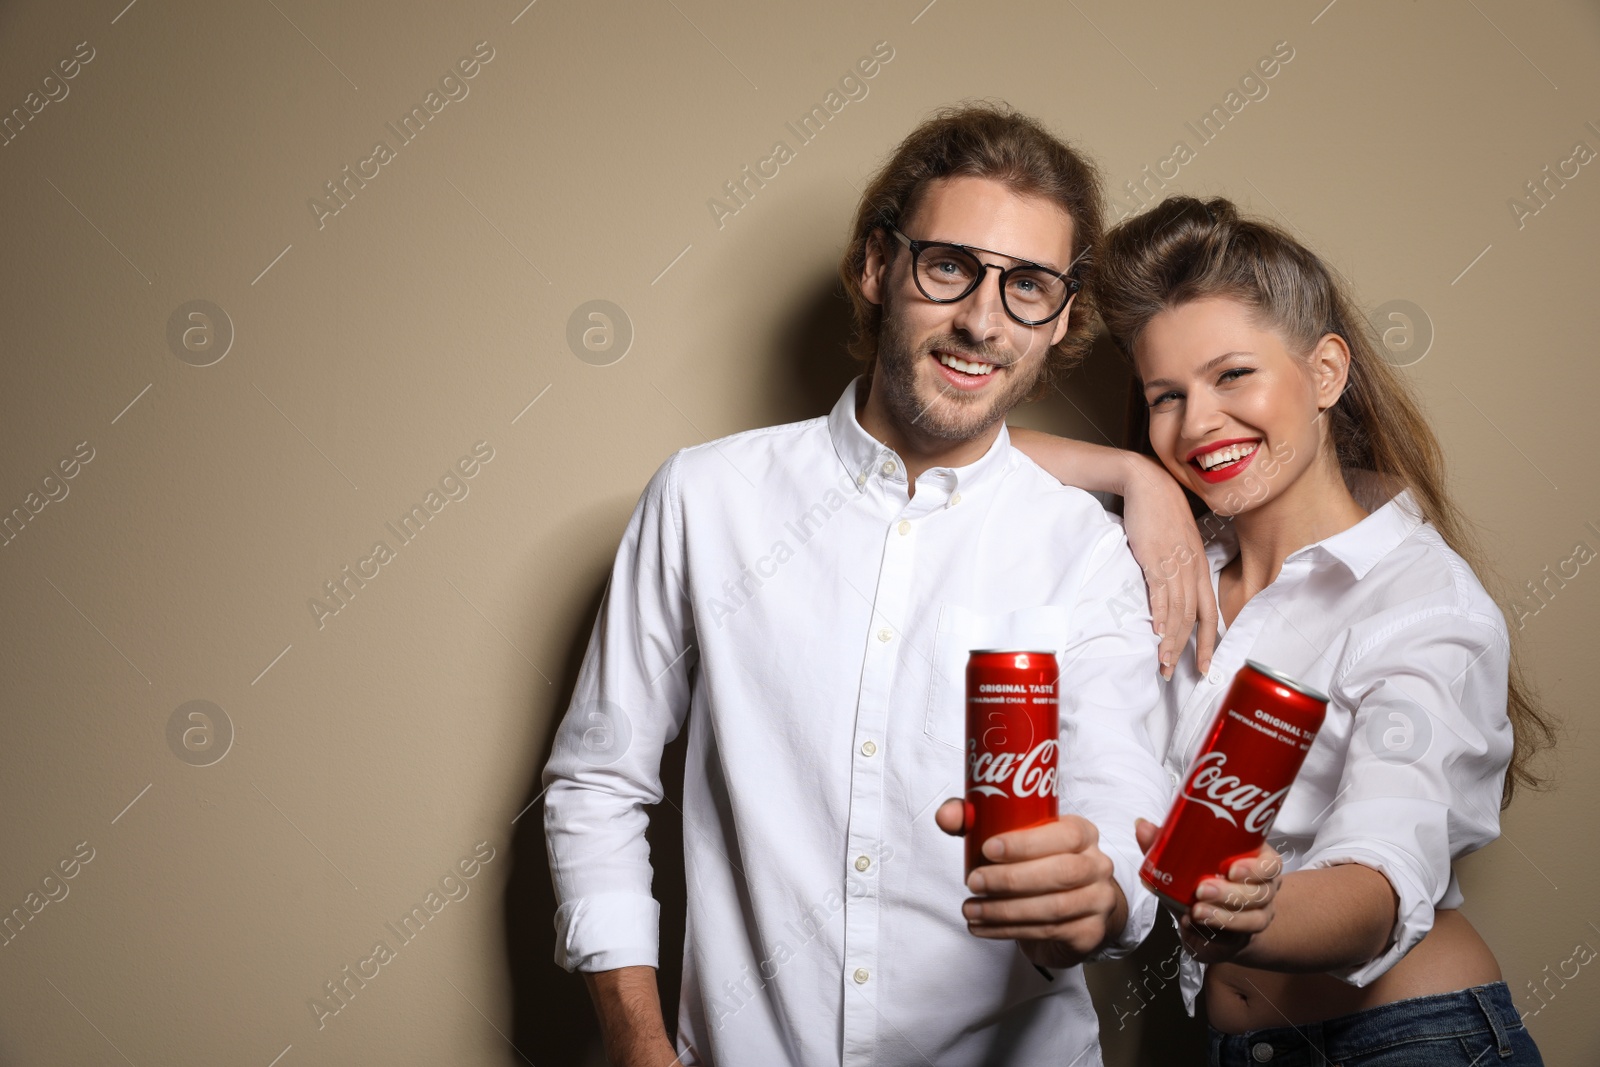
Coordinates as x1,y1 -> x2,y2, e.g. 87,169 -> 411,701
552,891 -> 661,973
1299,848 -> 1434,986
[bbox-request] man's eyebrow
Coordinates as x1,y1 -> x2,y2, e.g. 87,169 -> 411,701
1141,351 -> 1256,390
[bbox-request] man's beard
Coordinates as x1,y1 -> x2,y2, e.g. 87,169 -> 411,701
874,302 -> 1045,443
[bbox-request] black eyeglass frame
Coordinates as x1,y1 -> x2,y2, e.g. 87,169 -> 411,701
881,223 -> 1084,327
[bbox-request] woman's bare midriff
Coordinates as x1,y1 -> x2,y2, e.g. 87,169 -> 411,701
1205,909 -> 1504,1034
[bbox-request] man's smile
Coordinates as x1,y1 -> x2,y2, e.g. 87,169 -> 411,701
931,347 -> 1005,390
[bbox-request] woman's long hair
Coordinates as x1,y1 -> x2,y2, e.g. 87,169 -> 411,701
1098,195 -> 1554,805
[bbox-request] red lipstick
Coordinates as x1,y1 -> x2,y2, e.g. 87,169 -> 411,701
1187,438 -> 1262,484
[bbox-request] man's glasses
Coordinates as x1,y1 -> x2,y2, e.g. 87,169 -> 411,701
883,223 -> 1083,327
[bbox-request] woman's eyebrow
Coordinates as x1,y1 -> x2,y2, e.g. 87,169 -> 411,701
1142,350 -> 1255,390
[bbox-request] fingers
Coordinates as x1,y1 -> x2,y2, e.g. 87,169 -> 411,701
978,814 -> 1097,865
1193,845 -> 1283,907
1149,546 -> 1206,681
1227,842 -> 1285,884
934,798 -> 965,837
959,817 -> 1122,961
1190,879 -> 1275,931
967,840 -> 1112,899
1195,875 -> 1274,909
1175,850 -> 1286,957
1189,848 -> 1281,931
1171,558 -> 1197,681
1148,571 -> 1174,677
961,882 -> 1117,935
1134,816 -> 1160,855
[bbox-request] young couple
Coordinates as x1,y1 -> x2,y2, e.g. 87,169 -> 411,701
541,102 -> 1551,1065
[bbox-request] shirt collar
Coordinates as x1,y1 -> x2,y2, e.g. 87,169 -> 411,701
1305,486 -> 1424,579
1202,486 -> 1425,582
827,375 -> 1015,498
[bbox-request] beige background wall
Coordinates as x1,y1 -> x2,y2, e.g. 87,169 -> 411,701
1,0 -> 1596,1063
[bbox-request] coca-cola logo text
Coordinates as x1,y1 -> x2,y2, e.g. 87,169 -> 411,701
968,739 -> 1059,799
1181,751 -> 1287,833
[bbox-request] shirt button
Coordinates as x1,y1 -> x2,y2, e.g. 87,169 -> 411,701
881,460 -> 896,475
1207,669 -> 1223,685
897,520 -> 911,536
853,967 -> 870,984
856,472 -> 868,487
950,491 -> 962,505
854,855 -> 871,872
877,627 -> 893,643
860,740 -> 877,757
1251,1041 -> 1274,1062
1168,769 -> 1180,787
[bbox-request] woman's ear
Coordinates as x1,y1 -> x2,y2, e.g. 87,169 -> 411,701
1310,332 -> 1352,411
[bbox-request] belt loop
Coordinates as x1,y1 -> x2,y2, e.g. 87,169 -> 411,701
1469,984 -> 1513,1058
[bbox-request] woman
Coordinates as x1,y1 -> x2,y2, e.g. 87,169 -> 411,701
1015,196 -> 1553,1065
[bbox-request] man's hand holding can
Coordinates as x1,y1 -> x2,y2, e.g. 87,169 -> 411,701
935,801 -> 1128,969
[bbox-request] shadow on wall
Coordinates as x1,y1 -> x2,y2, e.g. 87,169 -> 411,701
502,571 -> 689,1066
498,273 -> 864,1064
765,272 -> 863,424
500,275 -> 1207,1065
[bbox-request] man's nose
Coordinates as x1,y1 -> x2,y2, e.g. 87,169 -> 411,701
949,268 -> 1009,346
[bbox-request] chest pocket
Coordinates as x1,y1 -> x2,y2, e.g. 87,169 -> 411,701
923,603 -> 1072,750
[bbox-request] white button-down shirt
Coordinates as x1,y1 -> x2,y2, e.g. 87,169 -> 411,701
542,378 -> 1172,1066
1157,488 -> 1514,1012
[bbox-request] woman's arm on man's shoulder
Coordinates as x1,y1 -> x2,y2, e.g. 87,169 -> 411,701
1010,427 -> 1217,677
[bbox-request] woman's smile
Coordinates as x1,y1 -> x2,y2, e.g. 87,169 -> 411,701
1187,437 -> 1263,483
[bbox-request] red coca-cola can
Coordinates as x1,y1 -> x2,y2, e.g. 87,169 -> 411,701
1140,661 -> 1328,910
965,649 -> 1060,875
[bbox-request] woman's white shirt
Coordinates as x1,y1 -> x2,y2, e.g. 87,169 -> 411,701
1158,488 -> 1514,1013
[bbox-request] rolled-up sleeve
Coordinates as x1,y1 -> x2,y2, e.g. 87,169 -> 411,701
1057,523 -> 1171,959
1303,609 -> 1512,986
542,451 -> 697,973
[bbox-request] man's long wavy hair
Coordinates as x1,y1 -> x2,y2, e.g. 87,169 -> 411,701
838,101 -> 1105,396
1099,195 -> 1555,805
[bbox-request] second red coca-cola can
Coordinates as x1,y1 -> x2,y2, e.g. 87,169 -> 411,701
1140,661 -> 1328,910
965,649 -> 1060,875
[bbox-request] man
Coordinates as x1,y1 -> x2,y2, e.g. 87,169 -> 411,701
542,103 -> 1258,1066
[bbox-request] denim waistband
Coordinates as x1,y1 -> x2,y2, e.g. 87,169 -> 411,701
1208,982 -> 1530,1065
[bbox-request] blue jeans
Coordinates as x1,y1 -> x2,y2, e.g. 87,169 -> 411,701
1208,982 -> 1543,1065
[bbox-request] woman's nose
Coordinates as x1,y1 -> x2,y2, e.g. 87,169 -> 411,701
1181,393 -> 1226,442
